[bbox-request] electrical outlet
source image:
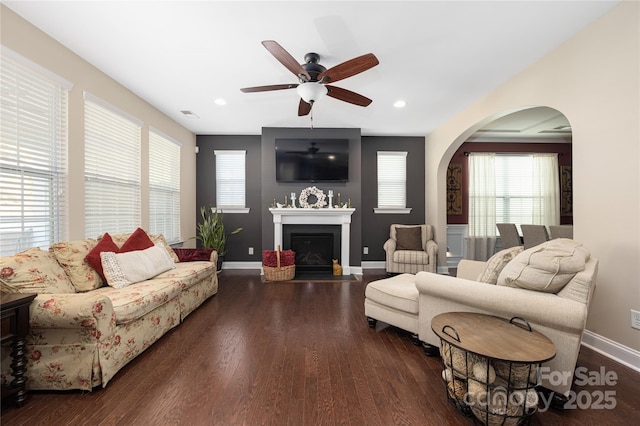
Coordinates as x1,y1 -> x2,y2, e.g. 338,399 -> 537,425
363,246 -> 369,255
631,310 -> 640,330
248,247 -> 254,255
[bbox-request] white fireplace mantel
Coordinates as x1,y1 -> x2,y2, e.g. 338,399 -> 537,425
270,208 -> 356,275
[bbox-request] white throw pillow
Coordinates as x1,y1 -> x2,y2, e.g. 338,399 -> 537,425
497,238 -> 590,293
101,244 -> 175,288
476,246 -> 524,284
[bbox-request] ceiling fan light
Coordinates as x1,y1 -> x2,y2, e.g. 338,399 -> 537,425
296,82 -> 327,104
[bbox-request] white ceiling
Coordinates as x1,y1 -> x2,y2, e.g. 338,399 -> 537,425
4,1 -> 619,137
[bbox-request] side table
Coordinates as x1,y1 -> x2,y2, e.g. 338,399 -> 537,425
432,312 -> 556,425
1,292 -> 37,408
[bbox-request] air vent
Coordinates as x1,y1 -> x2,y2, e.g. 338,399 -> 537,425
180,110 -> 199,119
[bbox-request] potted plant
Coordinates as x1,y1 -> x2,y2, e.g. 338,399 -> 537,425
196,206 -> 243,271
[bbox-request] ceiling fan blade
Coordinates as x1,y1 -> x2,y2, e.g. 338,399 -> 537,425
319,53 -> 379,83
326,85 -> 372,107
262,40 -> 311,81
240,84 -> 298,93
298,99 -> 312,116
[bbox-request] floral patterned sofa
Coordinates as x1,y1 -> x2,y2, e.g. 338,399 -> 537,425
0,229 -> 217,391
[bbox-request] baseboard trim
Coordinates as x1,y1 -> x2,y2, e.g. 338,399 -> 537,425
437,266 -> 451,275
222,261 -> 263,270
582,329 -> 640,373
349,266 -> 363,275
361,261 -> 385,269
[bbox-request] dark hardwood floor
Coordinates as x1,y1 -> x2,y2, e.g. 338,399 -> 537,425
2,270 -> 638,425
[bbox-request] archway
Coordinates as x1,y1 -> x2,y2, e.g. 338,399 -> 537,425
429,106 -> 572,271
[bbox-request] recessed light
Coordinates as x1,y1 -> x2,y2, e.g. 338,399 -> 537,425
214,98 -> 227,106
393,100 -> 406,108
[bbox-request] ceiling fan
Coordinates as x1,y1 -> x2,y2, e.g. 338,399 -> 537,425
240,40 -> 379,116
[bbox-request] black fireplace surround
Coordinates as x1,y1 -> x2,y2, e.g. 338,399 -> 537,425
282,225 -> 341,274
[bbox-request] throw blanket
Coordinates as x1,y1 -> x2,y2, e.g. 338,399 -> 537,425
262,250 -> 295,267
173,248 -> 214,262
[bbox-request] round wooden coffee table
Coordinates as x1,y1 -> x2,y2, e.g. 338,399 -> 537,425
432,312 -> 556,425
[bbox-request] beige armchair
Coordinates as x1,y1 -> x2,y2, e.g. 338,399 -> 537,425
414,239 -> 598,403
383,224 -> 438,274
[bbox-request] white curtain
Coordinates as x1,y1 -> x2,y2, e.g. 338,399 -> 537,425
466,153 -> 560,261
467,153 -> 497,260
532,153 -> 560,226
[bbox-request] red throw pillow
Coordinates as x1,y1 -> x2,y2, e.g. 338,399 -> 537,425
85,233 -> 119,281
119,227 -> 154,253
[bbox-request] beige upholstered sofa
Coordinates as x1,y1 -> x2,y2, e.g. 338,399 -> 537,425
383,224 -> 438,274
0,229 -> 218,391
415,239 -> 598,399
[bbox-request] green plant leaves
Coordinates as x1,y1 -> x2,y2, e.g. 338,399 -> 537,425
195,206 -> 242,256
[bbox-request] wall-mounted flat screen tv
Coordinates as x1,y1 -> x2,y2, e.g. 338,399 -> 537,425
275,138 -> 349,182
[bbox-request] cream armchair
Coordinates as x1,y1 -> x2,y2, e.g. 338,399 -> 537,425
383,224 -> 438,274
414,239 -> 598,404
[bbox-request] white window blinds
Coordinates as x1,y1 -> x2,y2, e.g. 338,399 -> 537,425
495,154 -> 559,228
84,93 -> 142,238
215,150 -> 246,208
149,129 -> 181,243
377,151 -> 407,208
0,50 -> 70,256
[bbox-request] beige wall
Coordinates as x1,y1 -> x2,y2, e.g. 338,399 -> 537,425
426,2 -> 640,352
1,6 -> 197,246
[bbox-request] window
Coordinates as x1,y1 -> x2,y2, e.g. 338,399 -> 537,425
149,128 -> 181,243
84,93 -> 142,238
214,150 -> 248,213
495,154 -> 559,228
468,152 -> 559,239
0,48 -> 71,256
375,151 -> 411,214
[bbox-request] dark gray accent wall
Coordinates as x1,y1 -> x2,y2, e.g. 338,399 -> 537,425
361,136 -> 426,261
196,135 -> 262,261
261,127 -> 362,266
195,131 -> 426,265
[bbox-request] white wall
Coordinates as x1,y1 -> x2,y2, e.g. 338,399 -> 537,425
1,6 -> 198,246
426,2 -> 640,354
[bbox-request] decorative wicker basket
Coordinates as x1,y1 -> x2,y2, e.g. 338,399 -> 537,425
263,245 -> 295,281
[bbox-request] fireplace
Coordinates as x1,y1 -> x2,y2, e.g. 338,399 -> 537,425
270,207 -> 355,275
284,225 -> 341,274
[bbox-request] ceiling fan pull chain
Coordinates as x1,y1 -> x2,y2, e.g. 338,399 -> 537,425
310,107 -> 314,129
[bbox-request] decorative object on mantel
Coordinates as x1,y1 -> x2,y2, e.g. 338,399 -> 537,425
291,192 -> 296,208
298,186 -> 327,208
328,190 -> 334,208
